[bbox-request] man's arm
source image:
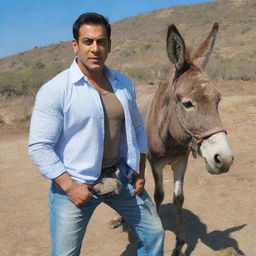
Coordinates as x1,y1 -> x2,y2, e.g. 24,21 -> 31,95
54,173 -> 92,206
28,83 -> 66,179
129,80 -> 148,154
28,82 -> 92,206
128,80 -> 148,195
131,153 -> 146,195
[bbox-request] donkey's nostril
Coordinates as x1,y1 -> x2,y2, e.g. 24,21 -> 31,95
214,154 -> 222,167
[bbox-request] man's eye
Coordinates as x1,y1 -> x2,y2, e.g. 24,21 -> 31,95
84,40 -> 93,45
97,40 -> 106,45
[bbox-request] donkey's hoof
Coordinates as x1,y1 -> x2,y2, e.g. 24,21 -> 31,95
171,250 -> 179,256
171,250 -> 186,256
171,240 -> 186,256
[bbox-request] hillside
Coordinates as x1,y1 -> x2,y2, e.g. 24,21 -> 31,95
109,0 -> 256,81
1,0 -> 256,84
0,0 -> 255,126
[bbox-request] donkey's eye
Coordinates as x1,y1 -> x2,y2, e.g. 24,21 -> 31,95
182,101 -> 194,109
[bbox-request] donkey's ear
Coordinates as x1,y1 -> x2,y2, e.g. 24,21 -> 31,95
191,23 -> 219,69
167,24 -> 187,71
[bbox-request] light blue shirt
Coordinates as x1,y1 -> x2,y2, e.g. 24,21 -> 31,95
28,58 -> 148,184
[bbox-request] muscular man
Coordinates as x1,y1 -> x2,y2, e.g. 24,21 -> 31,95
29,12 -> 164,256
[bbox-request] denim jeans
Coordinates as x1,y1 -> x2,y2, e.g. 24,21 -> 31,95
49,161 -> 164,256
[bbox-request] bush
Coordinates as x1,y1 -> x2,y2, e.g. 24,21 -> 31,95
123,68 -> 153,81
206,56 -> 256,81
144,43 -> 152,49
0,63 -> 64,96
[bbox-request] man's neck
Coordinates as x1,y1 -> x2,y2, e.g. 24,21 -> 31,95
77,58 -> 104,83
76,58 -> 111,93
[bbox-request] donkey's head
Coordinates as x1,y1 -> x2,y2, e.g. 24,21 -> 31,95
166,23 -> 234,174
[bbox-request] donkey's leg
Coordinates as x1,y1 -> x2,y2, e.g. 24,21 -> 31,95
171,155 -> 188,256
150,160 -> 166,213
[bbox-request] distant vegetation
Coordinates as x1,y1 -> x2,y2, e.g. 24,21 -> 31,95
1,0 -> 256,97
206,55 -> 256,81
0,62 -> 64,96
0,54 -> 255,97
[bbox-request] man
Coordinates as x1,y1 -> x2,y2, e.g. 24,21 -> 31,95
29,13 -> 164,256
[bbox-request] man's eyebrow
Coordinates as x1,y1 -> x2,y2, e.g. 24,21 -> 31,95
81,36 -> 107,40
80,37 -> 93,40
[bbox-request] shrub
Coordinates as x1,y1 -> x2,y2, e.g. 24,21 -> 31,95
144,43 -> 152,49
207,56 -> 256,81
123,67 -> 153,82
0,63 -> 64,96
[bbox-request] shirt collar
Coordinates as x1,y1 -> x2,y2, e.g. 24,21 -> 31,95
69,57 -> 117,87
104,65 -> 116,82
70,57 -> 85,84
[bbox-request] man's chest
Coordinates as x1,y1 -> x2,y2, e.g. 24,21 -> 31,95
62,85 -> 131,126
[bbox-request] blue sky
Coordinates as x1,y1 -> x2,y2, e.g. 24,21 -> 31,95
0,0 -> 213,58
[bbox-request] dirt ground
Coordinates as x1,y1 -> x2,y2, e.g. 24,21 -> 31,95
0,81 -> 256,256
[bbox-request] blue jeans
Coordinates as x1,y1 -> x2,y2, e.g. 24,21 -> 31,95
49,161 -> 164,256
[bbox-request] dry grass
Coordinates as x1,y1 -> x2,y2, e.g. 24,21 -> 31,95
248,97 -> 256,106
0,96 -> 34,126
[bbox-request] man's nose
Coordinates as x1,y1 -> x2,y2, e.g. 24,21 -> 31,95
90,41 -> 99,53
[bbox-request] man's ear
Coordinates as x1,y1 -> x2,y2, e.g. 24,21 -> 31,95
72,39 -> 78,54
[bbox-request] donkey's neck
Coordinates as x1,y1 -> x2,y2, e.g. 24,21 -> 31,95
144,80 -> 182,157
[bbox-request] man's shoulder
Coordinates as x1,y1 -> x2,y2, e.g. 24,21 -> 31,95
108,68 -> 135,96
38,69 -> 70,94
110,68 -> 133,84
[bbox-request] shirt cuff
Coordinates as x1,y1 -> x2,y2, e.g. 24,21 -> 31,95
40,161 -> 67,180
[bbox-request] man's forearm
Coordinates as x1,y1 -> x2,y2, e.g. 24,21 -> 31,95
54,172 -> 93,206
53,172 -> 74,192
139,153 -> 146,178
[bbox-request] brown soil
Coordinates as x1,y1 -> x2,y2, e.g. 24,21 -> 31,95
1,81 -> 255,256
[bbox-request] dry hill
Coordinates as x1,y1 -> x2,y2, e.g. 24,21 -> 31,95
0,0 -> 256,83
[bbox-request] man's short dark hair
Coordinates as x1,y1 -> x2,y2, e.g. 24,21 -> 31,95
73,12 -> 111,41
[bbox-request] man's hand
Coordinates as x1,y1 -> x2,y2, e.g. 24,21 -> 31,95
129,172 -> 145,195
54,173 -> 92,206
66,181 -> 93,206
129,153 -> 146,195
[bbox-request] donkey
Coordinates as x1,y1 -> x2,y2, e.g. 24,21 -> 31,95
142,23 -> 234,255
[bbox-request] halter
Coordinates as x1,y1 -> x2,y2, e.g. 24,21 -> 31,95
176,113 -> 227,158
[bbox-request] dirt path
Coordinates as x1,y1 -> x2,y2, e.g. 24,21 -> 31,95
1,90 -> 256,256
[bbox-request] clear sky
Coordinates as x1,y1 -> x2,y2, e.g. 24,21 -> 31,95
0,0 -> 213,58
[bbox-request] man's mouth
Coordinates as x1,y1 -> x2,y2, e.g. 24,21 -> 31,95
89,57 -> 100,61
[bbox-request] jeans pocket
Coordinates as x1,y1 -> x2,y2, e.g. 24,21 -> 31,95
49,182 -> 72,209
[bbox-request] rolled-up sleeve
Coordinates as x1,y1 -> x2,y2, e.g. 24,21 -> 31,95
130,81 -> 148,154
28,83 -> 66,179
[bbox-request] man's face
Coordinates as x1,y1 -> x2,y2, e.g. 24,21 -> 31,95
72,24 -> 111,72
